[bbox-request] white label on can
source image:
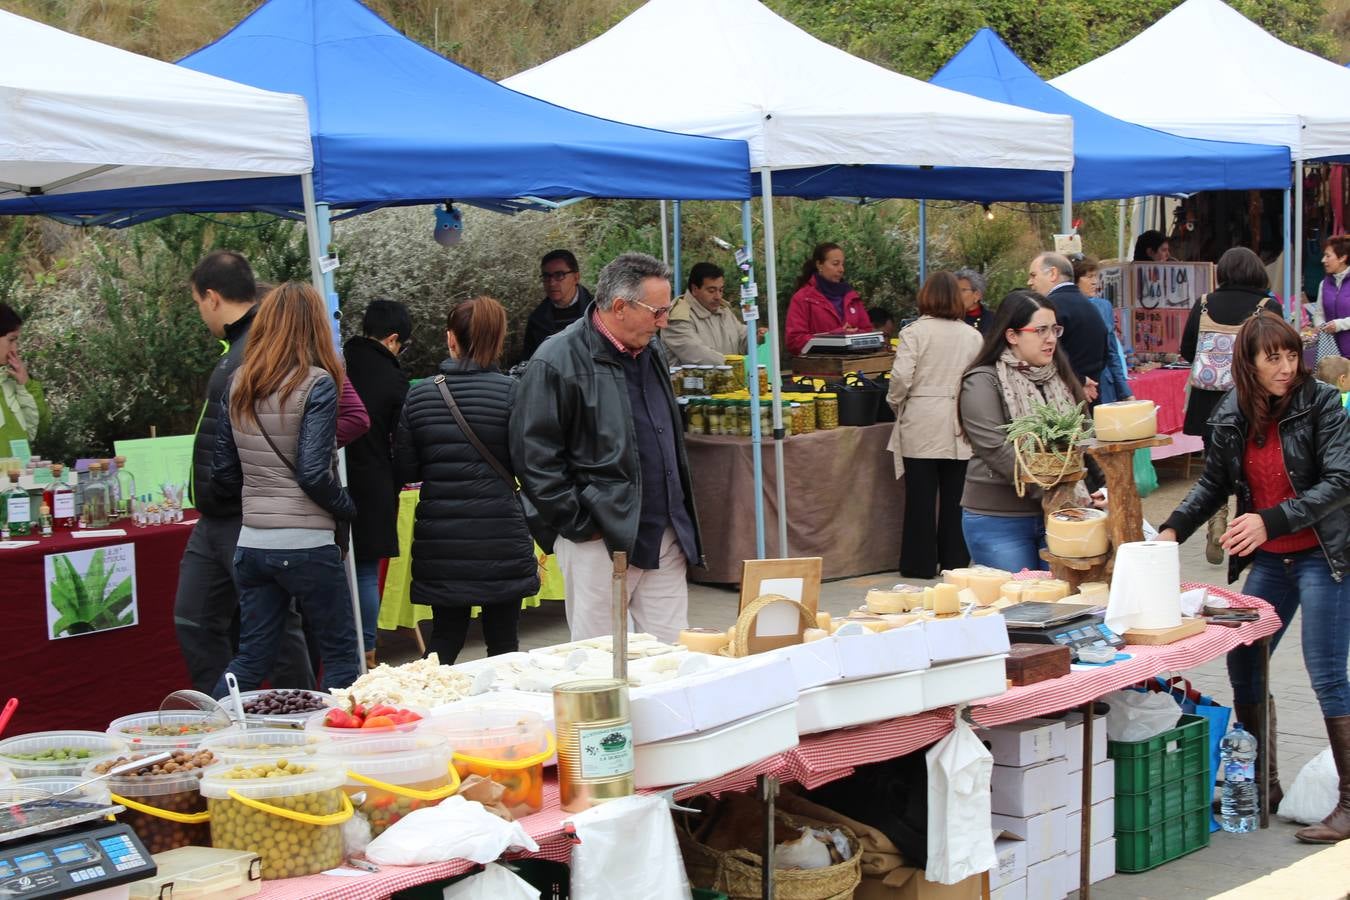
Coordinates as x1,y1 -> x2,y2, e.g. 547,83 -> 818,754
578,723 -> 634,779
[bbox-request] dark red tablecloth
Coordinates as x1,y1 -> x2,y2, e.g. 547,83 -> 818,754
1127,367 -> 1189,434
2,522 -> 195,735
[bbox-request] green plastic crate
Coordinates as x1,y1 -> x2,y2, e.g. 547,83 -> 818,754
1108,714 -> 1209,794
1114,770 -> 1208,825
1115,806 -> 1211,872
693,891 -> 729,900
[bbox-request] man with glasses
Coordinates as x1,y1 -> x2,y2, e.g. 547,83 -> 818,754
664,262 -> 758,365
522,249 -> 593,360
343,299 -> 412,668
511,253 -> 703,642
1027,251 -> 1107,402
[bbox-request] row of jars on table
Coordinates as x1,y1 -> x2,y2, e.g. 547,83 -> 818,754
670,359 -> 772,397
680,392 -> 839,436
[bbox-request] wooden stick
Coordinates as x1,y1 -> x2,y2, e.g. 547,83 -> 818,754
612,551 -> 628,682
1080,700 -> 1095,898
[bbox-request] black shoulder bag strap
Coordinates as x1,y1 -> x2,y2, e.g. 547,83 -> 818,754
433,375 -> 518,494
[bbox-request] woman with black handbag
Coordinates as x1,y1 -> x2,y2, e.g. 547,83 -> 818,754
394,296 -> 540,664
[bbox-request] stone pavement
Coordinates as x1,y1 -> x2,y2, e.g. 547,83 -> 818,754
383,455 -> 1339,897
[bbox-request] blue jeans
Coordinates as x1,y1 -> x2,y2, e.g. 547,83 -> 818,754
961,511 -> 1046,573
354,559 -> 382,652
214,545 -> 360,698
1228,549 -> 1350,718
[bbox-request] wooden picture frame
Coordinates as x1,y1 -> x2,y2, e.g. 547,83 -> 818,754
738,557 -> 824,652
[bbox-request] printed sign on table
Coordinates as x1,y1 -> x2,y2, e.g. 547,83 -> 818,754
44,543 -> 138,640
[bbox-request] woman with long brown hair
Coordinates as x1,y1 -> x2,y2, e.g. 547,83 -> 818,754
211,282 -> 359,697
394,296 -> 539,663
1159,315 -> 1350,842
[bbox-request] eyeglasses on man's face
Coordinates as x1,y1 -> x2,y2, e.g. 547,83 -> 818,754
627,298 -> 672,320
541,269 -> 577,282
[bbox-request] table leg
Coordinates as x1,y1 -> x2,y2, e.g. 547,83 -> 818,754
1259,637 -> 1271,830
1080,701 -> 1094,899
760,773 -> 778,900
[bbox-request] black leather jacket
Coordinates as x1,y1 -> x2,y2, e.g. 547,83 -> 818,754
191,305 -> 256,519
1161,379 -> 1350,583
509,305 -> 703,564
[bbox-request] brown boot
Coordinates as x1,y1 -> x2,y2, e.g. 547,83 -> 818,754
1205,505 -> 1228,565
1234,700 -> 1283,814
1295,716 -> 1350,844
365,649 -> 377,671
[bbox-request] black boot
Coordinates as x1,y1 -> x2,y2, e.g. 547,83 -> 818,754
1234,699 -> 1282,815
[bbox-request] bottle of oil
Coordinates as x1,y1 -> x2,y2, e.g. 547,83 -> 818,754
81,462 -> 112,529
4,470 -> 32,537
44,463 -> 75,528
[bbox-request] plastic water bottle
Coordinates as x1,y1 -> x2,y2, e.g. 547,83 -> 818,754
1220,722 -> 1259,832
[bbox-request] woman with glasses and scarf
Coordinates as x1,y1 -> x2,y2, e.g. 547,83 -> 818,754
784,243 -> 873,356
958,291 -> 1102,572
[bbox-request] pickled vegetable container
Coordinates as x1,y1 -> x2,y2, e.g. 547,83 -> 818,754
432,709 -> 554,820
235,689 -> 337,730
320,734 -> 458,836
199,728 -> 330,765
89,750 -> 215,854
199,758 -> 351,880
0,730 -> 128,778
108,711 -> 236,751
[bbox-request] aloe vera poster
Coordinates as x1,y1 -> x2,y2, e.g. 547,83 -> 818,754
44,543 -> 138,640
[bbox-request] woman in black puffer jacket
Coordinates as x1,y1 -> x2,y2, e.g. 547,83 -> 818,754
394,296 -> 540,663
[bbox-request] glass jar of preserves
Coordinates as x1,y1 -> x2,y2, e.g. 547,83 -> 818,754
757,365 -> 770,396
816,393 -> 839,430
713,365 -> 734,394
783,401 -> 797,437
670,366 -> 684,397
681,366 -> 705,395
795,395 -> 816,434
737,400 -> 752,437
688,398 -> 707,435
677,397 -> 690,431
759,400 -> 772,435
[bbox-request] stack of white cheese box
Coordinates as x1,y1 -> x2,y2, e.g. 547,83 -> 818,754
983,712 -> 1114,900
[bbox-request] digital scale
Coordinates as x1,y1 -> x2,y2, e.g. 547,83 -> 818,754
1002,601 -> 1125,661
799,331 -> 887,353
0,799 -> 156,897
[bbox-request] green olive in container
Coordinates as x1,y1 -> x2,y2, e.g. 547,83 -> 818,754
319,734 -> 458,837
199,758 -> 352,880
107,710 -> 237,752
0,730 -> 128,778
199,728 -> 330,765
88,750 -> 216,854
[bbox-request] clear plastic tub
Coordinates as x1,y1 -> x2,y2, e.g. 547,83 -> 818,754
319,734 -> 457,836
199,758 -> 351,880
0,730 -> 128,778
128,846 -> 262,900
107,710 -> 237,751
87,751 -> 216,854
234,689 -> 337,730
303,705 -> 426,741
199,728 -> 330,764
0,775 -> 110,805
428,709 -> 553,819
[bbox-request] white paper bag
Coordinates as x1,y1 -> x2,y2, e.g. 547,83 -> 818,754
442,862 -> 540,899
925,715 -> 995,884
365,796 -> 539,866
568,795 -> 692,900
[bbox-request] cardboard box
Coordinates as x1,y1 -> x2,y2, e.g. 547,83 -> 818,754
1063,759 -> 1115,813
923,614 -> 1010,663
1065,799 -> 1115,855
628,653 -> 797,744
773,624 -> 929,691
1062,838 -> 1116,893
1025,855 -> 1067,900
981,720 -> 1067,767
991,807 -> 1067,865
992,758 -> 1069,817
990,878 -> 1027,900
854,868 -> 981,900
990,835 -> 1028,890
1033,711 -> 1107,773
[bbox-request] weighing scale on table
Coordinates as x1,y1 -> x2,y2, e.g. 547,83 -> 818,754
798,331 -> 887,353
1002,601 -> 1124,661
0,798 -> 155,897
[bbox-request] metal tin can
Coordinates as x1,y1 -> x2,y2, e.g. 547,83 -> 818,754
553,679 -> 634,812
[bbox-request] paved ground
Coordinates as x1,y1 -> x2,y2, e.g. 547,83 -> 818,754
378,453 -> 1338,898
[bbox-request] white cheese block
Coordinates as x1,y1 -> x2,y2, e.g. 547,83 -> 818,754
933,583 -> 962,615
1045,507 -> 1110,558
961,566 -> 1014,605
803,627 -> 829,642
816,611 -> 832,631
1093,399 -> 1157,441
1077,581 -> 1109,602
866,589 -> 923,614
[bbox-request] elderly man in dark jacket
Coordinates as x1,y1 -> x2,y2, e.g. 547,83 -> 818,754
343,300 -> 411,668
511,252 -> 703,642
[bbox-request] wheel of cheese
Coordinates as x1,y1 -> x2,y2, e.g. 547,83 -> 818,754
1077,581 -> 1109,602
942,568 -> 972,588
678,627 -> 729,653
802,627 -> 829,643
816,611 -> 833,631
961,566 -> 1013,605
1000,581 -> 1026,602
866,589 -> 921,614
1093,399 -> 1157,441
1045,507 -> 1109,558
1019,579 -> 1071,602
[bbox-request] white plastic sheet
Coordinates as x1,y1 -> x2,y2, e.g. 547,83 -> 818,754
364,796 -> 539,866
1279,747 -> 1339,825
925,714 -> 995,884
441,863 -> 540,900
1103,690 -> 1181,742
568,795 -> 692,900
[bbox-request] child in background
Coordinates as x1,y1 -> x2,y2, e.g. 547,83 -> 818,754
1314,356 -> 1350,409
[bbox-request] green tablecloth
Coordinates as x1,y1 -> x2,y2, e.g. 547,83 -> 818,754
378,488 -> 565,628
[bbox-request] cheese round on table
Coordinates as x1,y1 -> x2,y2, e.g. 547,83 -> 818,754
1093,399 -> 1157,441
1045,507 -> 1109,558
942,569 -> 971,588
816,611 -> 833,631
1000,581 -> 1026,602
921,587 -> 936,610
802,627 -> 829,643
679,627 -> 729,653
1078,581 -> 1109,602
933,583 -> 961,615
866,589 -> 920,614
961,566 -> 1012,605
1020,579 -> 1071,602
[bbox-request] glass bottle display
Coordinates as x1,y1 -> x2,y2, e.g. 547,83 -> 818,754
44,463 -> 76,528
81,462 -> 112,529
4,471 -> 31,537
113,455 -> 136,518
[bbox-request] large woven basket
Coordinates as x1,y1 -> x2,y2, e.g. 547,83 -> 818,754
678,809 -> 862,900
718,593 -> 817,658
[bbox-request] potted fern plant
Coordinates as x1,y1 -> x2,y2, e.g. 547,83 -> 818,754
1003,401 -> 1091,489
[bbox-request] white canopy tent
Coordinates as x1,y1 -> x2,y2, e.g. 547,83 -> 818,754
505,0 -> 1074,556
1052,0 -> 1350,305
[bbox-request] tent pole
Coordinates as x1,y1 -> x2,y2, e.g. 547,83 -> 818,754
742,200 -> 767,559
759,169 -> 788,558
301,173 -> 326,305
673,200 -> 683,297
918,200 -> 927,284
1117,199 -> 1127,261
659,200 -> 670,266
1294,161 -> 1305,318
1283,181 -> 1294,320
1061,172 -> 1072,234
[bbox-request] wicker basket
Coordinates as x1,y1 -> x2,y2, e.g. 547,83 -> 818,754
678,809 -> 862,900
1012,434 -> 1086,495
718,593 -> 817,658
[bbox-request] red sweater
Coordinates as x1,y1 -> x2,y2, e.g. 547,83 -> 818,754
785,278 -> 870,355
1245,421 -> 1319,553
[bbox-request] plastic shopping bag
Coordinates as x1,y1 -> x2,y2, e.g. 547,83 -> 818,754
1279,748 -> 1340,824
1146,677 -> 1230,832
442,862 -> 540,900
365,796 -> 539,866
569,795 -> 692,900
1103,689 -> 1181,742
1133,448 -> 1158,497
925,714 -> 994,885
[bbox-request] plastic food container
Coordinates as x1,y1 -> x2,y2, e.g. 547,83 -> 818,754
198,729 -> 330,765
303,705 -> 426,741
200,758 -> 351,880
88,750 -> 216,854
127,846 -> 262,900
0,730 -> 128,778
0,775 -> 110,805
320,734 -> 458,836
431,709 -> 553,819
234,689 -> 337,730
108,711 -> 237,751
